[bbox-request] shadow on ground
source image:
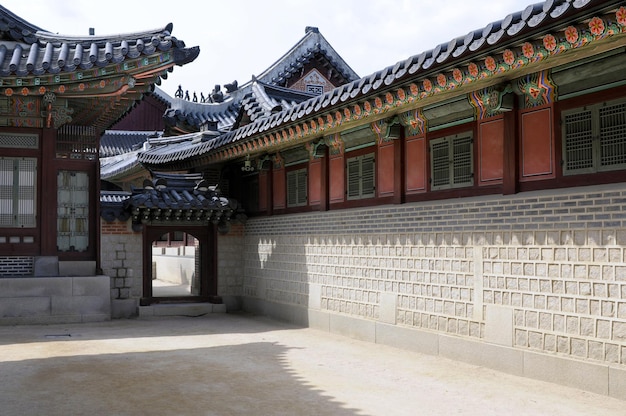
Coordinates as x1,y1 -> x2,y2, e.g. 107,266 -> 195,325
0,340 -> 362,415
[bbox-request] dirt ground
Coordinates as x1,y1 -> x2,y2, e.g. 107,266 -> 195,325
0,313 -> 623,416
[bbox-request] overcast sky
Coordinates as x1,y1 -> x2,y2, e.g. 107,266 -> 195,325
2,0 -> 533,98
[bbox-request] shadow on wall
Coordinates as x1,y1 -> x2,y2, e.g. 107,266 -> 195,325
244,235 -> 312,326
0,340 -> 361,415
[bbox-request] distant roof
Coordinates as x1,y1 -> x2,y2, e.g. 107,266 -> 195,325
163,27 -> 360,134
100,130 -> 161,157
100,131 -> 163,180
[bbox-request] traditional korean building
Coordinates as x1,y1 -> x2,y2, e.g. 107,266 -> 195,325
98,26 -> 359,314
0,6 -> 198,321
123,0 -> 626,399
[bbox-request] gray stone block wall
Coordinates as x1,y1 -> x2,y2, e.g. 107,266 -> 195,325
100,223 -> 142,318
218,225 -> 245,297
242,183 -> 626,368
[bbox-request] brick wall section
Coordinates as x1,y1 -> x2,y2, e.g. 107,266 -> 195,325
243,183 -> 626,366
218,223 -> 245,296
0,257 -> 33,276
100,220 -> 142,301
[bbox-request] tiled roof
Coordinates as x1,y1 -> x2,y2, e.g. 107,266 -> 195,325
100,130 -> 161,157
239,81 -> 318,125
256,26 -> 359,87
163,27 -> 359,134
0,5 -> 199,132
100,131 -> 163,180
137,0 -> 625,169
100,173 -> 245,228
0,6 -> 198,76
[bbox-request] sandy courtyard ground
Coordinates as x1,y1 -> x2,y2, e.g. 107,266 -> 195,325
0,313 -> 623,416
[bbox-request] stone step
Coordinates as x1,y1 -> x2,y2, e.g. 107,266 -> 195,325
138,303 -> 226,318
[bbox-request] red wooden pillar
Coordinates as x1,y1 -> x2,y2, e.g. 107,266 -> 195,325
272,153 -> 286,212
40,127 -> 57,255
328,134 -> 345,206
502,109 -> 518,195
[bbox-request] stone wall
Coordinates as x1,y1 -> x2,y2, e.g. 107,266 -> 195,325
241,183 -> 626,399
218,223 -> 245,309
100,219 -> 142,318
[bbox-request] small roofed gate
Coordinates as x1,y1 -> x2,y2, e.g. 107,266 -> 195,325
125,173 -> 244,306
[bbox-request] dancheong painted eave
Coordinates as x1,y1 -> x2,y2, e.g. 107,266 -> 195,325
137,0 -> 626,170
0,5 -> 199,132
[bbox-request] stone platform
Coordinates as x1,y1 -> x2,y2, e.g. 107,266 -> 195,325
0,275 -> 110,325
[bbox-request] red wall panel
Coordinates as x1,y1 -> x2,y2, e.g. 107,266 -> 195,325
308,159 -> 321,206
272,167 -> 286,209
478,118 -> 504,185
405,135 -> 426,194
520,107 -> 555,181
329,155 -> 345,203
377,143 -> 395,197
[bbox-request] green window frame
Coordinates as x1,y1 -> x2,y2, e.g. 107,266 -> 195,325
346,153 -> 375,200
287,168 -> 307,207
430,133 -> 474,190
562,99 -> 626,175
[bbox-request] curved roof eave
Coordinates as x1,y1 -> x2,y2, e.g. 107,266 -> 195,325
139,0 -> 626,169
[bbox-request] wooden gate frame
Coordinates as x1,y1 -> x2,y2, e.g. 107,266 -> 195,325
140,224 -> 220,305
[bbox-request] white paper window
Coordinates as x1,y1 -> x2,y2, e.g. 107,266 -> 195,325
0,157 -> 37,227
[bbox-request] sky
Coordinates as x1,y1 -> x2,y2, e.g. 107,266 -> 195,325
2,0 -> 533,98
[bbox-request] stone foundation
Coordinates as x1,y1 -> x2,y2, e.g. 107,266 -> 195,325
0,275 -> 111,324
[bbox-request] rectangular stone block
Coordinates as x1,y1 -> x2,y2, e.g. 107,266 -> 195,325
0,297 -> 51,317
439,334 -> 524,376
609,366 -> 626,401
329,313 -> 375,343
33,256 -> 58,277
51,295 -> 110,316
59,261 -> 96,276
523,350 -> 608,395
111,298 -> 138,319
309,283 -> 321,310
375,323 -> 439,356
308,309 -> 330,331
0,277 -> 72,298
72,275 -> 110,296
379,292 -> 397,324
485,304 -> 514,347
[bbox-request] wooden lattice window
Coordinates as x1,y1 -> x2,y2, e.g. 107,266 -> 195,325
56,125 -> 98,160
347,153 -> 375,200
430,133 -> 474,190
563,99 -> 626,175
287,168 -> 307,207
0,157 -> 37,227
